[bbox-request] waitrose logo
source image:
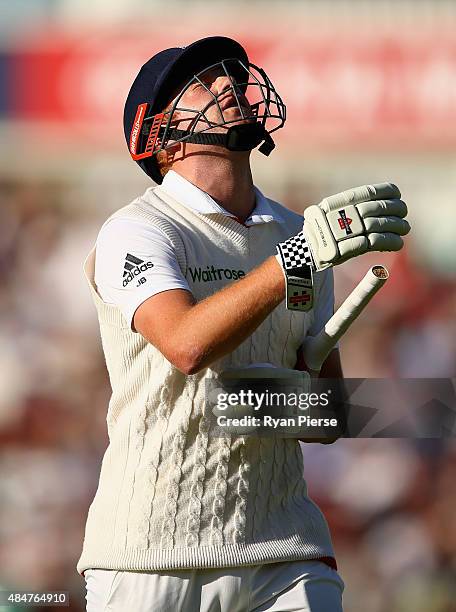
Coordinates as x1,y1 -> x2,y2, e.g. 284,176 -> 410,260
188,265 -> 246,283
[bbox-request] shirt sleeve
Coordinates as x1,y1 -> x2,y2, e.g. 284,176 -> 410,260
94,217 -> 191,331
307,268 -> 337,341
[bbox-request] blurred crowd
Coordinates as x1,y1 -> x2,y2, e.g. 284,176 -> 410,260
0,178 -> 455,611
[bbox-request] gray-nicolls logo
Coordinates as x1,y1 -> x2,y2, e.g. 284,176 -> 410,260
315,219 -> 327,247
337,209 -> 353,235
123,253 -> 154,287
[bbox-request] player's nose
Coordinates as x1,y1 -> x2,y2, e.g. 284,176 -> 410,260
210,74 -> 237,96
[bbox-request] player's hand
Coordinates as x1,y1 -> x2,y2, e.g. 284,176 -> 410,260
303,183 -> 411,271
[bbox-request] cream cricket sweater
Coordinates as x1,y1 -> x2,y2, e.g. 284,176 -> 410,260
77,185 -> 335,574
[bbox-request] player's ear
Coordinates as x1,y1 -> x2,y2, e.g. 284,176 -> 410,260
156,144 -> 179,178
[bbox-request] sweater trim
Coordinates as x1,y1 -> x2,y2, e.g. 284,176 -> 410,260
77,537 -> 334,575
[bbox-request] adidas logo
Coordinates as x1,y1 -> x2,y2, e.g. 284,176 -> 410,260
122,253 -> 154,287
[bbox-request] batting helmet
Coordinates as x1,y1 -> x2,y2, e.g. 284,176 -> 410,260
123,36 -> 286,184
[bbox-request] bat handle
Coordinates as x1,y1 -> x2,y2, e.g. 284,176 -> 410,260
302,265 -> 389,373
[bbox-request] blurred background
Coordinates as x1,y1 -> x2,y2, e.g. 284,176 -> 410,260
0,0 -> 455,610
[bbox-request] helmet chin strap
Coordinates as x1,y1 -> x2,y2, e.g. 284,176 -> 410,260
161,122 -> 275,156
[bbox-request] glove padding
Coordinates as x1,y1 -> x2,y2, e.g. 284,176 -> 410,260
303,183 -> 410,271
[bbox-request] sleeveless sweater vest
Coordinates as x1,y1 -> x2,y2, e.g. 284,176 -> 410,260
77,186 -> 334,574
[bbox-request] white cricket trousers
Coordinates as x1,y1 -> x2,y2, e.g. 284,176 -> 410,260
84,560 -> 344,612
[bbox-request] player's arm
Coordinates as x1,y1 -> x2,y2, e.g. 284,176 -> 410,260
95,215 -> 286,375
134,256 -> 285,374
135,264 -> 341,377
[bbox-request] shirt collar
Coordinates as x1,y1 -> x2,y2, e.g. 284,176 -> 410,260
159,170 -> 284,226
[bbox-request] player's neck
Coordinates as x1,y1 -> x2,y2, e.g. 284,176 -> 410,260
171,152 -> 256,222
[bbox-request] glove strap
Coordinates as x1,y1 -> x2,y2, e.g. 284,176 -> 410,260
276,231 -> 315,312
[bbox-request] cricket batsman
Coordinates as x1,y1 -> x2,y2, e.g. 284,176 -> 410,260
78,36 -> 410,611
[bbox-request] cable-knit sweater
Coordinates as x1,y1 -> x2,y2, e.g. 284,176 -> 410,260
77,185 -> 335,574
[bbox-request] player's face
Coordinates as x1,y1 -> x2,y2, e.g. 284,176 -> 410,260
168,64 -> 254,134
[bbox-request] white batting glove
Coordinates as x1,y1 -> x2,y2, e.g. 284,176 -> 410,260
304,182 -> 410,271
276,183 -> 410,311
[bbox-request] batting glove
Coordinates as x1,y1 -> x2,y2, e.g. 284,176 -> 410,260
302,182 -> 410,270
276,182 -> 410,311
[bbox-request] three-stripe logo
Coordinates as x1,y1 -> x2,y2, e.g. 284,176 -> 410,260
123,253 -> 145,277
